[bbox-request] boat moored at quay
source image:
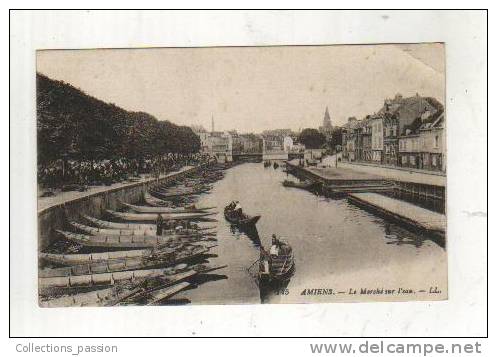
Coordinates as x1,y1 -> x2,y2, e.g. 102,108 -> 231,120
38,164 -> 228,306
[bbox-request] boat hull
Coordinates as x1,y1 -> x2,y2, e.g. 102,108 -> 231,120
224,211 -> 261,227
121,201 -> 215,214
106,209 -> 216,222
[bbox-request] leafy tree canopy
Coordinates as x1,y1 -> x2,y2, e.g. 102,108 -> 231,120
37,73 -> 200,164
298,128 -> 326,149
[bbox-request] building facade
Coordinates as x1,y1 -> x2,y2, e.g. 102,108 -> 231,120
341,117 -> 358,161
207,131 -> 232,163
419,114 -> 445,171
398,112 -> 445,172
371,116 -> 384,163
383,113 -> 399,166
339,94 -> 445,172
191,125 -> 234,163
239,134 -> 263,153
359,117 -> 372,162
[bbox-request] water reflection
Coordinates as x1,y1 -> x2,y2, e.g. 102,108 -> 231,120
175,163 -> 446,305
229,225 -> 261,246
381,221 -> 443,248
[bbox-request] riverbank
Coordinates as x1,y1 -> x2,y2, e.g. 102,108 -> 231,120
38,166 -> 195,213
288,158 -> 446,187
285,160 -> 446,242
338,161 -> 446,187
37,165 -> 200,249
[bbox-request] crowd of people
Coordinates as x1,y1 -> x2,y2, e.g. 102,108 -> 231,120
38,153 -> 213,191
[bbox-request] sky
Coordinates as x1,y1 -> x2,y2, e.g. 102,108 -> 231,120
37,43 -> 445,133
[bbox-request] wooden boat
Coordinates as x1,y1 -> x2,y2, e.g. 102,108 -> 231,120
82,215 -> 156,231
40,244 -> 216,266
39,269 -> 197,299
259,240 -> 295,284
56,230 -> 213,249
156,183 -> 212,192
82,215 -> 215,232
149,187 -> 209,199
282,179 -> 319,190
39,246 -> 210,278
40,280 -> 191,308
109,264 -> 227,306
71,222 -> 161,237
39,249 -> 155,265
39,267 -> 178,289
82,215 -> 216,232
105,209 -> 216,222
70,222 -> 208,237
146,282 -> 190,305
224,206 -> 261,228
120,201 -> 215,214
143,192 -> 173,207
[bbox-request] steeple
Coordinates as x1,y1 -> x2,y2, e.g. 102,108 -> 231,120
323,106 -> 332,128
211,115 -> 214,133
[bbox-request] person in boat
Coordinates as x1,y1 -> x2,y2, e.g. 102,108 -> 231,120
233,201 -> 243,217
226,201 -> 236,211
261,234 -> 283,275
270,234 -> 281,256
156,214 -> 164,236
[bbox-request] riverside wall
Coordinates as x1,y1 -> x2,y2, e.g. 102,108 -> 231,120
37,166 -> 199,250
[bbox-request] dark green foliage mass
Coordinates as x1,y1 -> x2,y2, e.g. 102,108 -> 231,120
298,128 -> 326,149
37,73 -> 200,164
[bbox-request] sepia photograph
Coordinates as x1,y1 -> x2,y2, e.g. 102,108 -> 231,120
35,43 -> 448,307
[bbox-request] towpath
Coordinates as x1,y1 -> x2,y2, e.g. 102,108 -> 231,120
38,166 -> 194,213
288,158 -> 446,186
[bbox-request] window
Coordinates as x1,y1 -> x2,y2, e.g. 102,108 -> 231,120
434,135 -> 439,148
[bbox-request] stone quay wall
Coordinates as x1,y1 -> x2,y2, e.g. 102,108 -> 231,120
37,166 -> 199,250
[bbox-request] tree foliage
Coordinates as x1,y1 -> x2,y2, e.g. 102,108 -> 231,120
330,127 -> 343,148
298,128 -> 326,149
37,73 -> 200,164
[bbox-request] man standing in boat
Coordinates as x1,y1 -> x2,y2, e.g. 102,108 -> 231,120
270,234 -> 281,256
156,214 -> 164,236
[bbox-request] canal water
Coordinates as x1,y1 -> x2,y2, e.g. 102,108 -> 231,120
176,163 -> 447,305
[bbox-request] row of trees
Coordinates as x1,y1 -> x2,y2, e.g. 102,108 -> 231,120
298,127 -> 343,150
37,73 -> 200,165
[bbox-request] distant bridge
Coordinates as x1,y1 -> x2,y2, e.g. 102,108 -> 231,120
232,152 -> 304,161
232,152 -> 263,161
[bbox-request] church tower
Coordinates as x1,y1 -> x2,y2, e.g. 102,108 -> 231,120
319,106 -> 333,140
323,106 -> 332,129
